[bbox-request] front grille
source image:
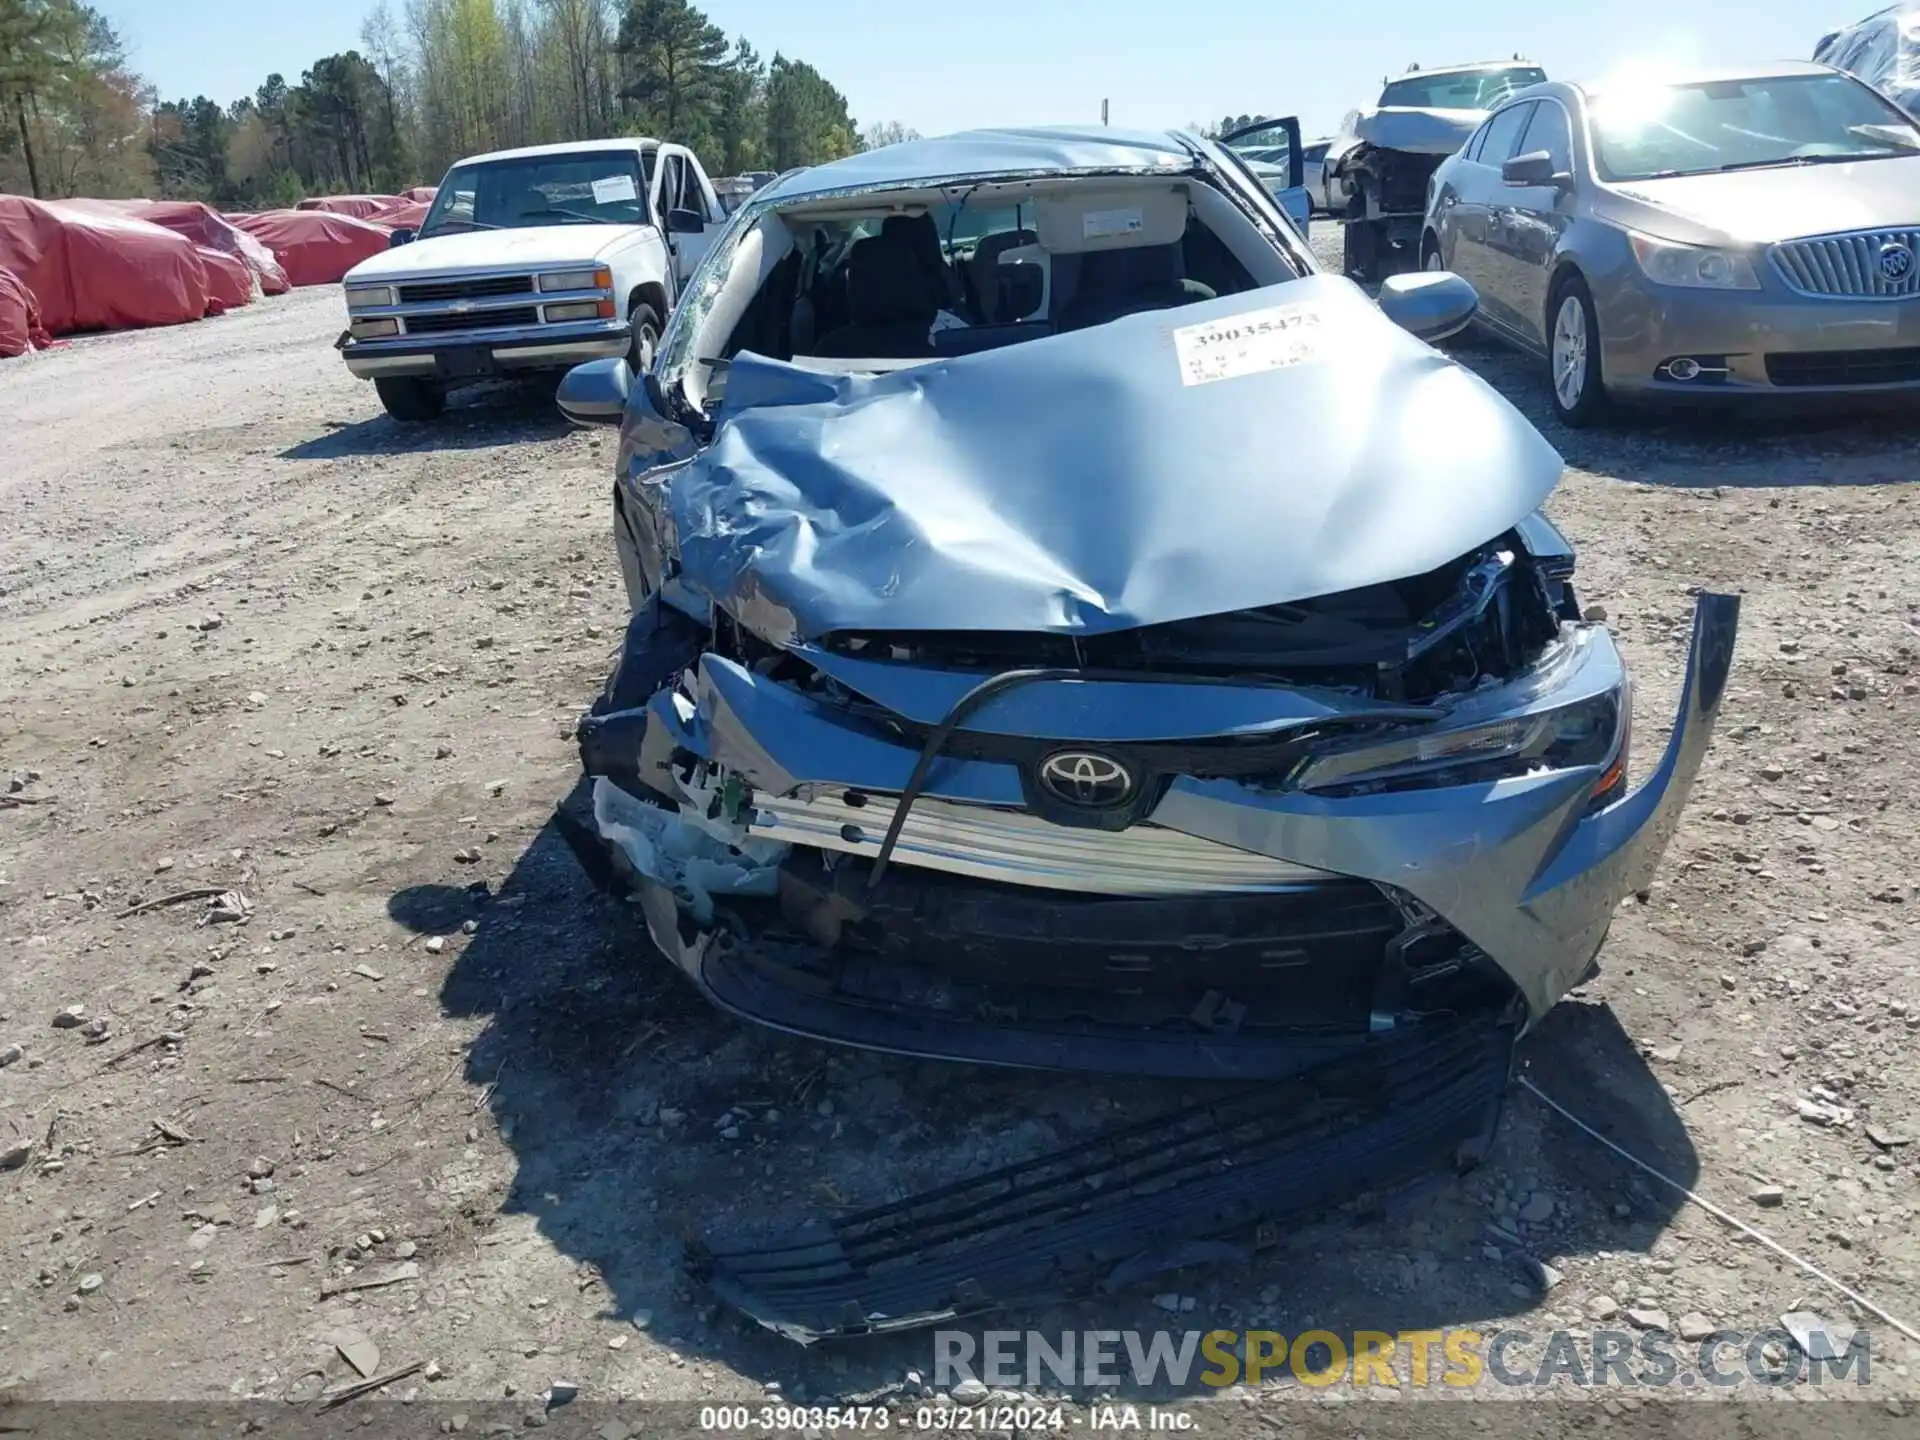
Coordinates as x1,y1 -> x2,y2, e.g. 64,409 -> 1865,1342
404,306 -> 539,335
397,274 -> 533,304
1771,229 -> 1920,299
747,790 -> 1336,895
1765,346 -> 1920,388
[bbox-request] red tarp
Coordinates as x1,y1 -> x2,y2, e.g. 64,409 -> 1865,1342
402,186 -> 438,203
379,200 -> 431,231
0,267 -> 55,358
62,198 -> 290,295
0,196 -> 213,335
64,199 -> 285,296
296,194 -> 413,221
197,246 -> 254,313
229,210 -> 393,287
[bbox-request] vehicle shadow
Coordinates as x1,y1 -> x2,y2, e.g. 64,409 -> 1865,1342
1447,342 -> 1920,488
405,777 -> 1694,1401
281,380 -> 572,460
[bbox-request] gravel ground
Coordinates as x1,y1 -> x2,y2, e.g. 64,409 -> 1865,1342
2,233 -> 1918,1424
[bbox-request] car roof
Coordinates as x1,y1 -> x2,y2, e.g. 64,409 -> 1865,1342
756,127 -> 1203,204
1392,59 -> 1542,79
451,137 -> 660,167
1568,59 -> 1839,98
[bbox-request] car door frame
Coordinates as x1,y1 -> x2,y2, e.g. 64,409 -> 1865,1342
1443,99 -> 1536,332
1217,116 -> 1312,232
1496,97 -> 1580,352
1454,99 -> 1538,339
656,143 -> 723,286
1429,118 -> 1490,273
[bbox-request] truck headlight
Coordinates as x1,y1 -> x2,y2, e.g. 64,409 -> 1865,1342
344,285 -> 395,309
1628,233 -> 1761,291
1295,689 -> 1625,800
542,300 -> 616,322
538,267 -> 612,293
349,317 -> 401,339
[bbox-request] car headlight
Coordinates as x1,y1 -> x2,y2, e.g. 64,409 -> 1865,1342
349,317 -> 400,339
1628,233 -> 1761,291
344,284 -> 395,310
539,267 -> 613,293
1294,689 -> 1626,800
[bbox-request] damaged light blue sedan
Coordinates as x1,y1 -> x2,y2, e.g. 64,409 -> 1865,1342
558,127 -> 1739,1081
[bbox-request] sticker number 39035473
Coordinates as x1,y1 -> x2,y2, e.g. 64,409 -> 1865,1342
1172,303 -> 1325,387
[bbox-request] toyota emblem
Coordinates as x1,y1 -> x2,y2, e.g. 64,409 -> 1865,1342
1038,751 -> 1134,808
1879,242 -> 1915,283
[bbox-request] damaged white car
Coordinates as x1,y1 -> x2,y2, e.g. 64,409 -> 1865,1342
1327,58 -> 1547,282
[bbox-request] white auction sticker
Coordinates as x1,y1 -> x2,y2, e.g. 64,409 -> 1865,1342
1172,303 -> 1325,386
1082,206 -> 1144,240
591,173 -> 638,205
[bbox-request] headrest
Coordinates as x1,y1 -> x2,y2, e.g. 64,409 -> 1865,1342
845,234 -> 933,325
882,212 -> 943,261
1032,185 -> 1189,254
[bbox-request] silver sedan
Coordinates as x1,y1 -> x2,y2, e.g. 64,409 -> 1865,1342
1423,64 -> 1920,424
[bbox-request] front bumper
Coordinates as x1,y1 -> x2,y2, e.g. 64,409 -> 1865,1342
587,594 -> 1737,1076
1598,273 -> 1920,402
338,318 -> 630,379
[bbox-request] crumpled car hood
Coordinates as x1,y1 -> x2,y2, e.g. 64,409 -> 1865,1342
1351,107 -> 1485,156
668,275 -> 1563,644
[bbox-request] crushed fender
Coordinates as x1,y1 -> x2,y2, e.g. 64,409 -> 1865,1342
592,776 -> 787,926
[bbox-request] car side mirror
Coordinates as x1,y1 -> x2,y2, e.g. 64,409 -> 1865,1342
388,228 -> 415,248
557,357 -> 631,426
665,207 -> 705,235
1377,270 -> 1478,343
1502,150 -> 1571,189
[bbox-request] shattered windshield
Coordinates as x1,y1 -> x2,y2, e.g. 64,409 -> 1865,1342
1380,66 -> 1545,110
1590,72 -> 1920,181
419,152 -> 649,236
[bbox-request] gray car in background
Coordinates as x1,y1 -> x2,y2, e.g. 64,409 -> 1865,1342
1423,64 -> 1920,424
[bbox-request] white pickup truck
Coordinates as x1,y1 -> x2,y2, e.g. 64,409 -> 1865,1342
336,137 -> 725,421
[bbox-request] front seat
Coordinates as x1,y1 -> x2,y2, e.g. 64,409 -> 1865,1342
882,213 -> 958,310
812,235 -> 938,359
1055,243 -> 1215,332
967,228 -> 1040,321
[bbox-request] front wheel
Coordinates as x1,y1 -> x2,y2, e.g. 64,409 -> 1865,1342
627,301 -> 662,374
1547,275 -> 1609,428
374,376 -> 445,423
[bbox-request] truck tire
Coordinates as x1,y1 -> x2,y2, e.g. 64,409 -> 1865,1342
375,376 -> 445,423
627,301 -> 662,373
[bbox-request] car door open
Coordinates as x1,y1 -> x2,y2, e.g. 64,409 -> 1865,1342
1219,116 -> 1312,231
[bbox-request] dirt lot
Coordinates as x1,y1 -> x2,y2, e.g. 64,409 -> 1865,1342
2,237 -> 1919,1424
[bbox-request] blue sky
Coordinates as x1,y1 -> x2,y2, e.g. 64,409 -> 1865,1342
105,0 -> 1838,139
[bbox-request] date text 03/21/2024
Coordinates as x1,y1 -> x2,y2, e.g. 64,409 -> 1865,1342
696,1404 -> 1195,1431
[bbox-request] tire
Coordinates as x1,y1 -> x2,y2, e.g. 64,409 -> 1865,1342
627,301 -> 662,374
374,376 -> 445,423
1546,274 -> 1609,428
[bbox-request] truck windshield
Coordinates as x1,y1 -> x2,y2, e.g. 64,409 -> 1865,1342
1589,72 -> 1920,181
1380,66 -> 1544,110
419,151 -> 649,236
